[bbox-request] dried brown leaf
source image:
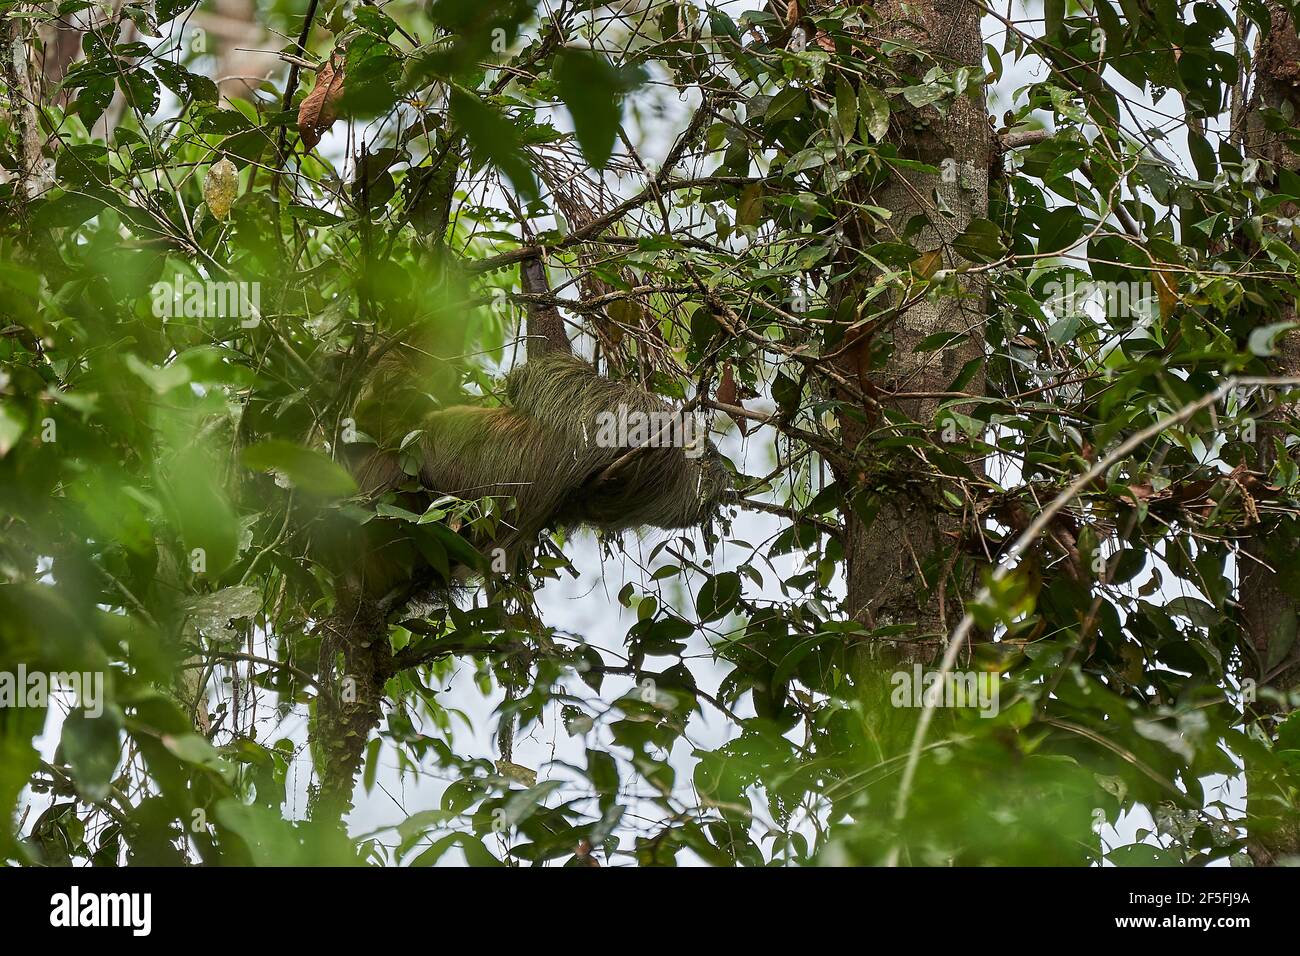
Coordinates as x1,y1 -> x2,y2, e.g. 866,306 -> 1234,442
298,54 -> 346,152
717,363 -> 749,436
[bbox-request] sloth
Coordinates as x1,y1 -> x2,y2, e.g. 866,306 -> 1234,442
311,256 -> 730,820
343,257 -> 732,602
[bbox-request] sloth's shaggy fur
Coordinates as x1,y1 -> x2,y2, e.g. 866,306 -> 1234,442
350,349 -> 730,597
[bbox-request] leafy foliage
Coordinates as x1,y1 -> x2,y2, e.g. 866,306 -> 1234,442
2,0 -> 1300,866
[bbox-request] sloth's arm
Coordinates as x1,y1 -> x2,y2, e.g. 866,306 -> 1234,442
520,256 -> 572,359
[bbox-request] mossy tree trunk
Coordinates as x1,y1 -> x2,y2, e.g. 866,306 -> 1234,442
308,592 -> 393,824
832,0 -> 990,664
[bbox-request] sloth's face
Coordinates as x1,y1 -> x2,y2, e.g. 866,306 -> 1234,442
696,444 -> 732,511
665,441 -> 732,529
562,437 -> 731,533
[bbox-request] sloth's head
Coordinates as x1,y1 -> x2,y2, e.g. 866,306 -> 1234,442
550,390 -> 732,533
562,435 -> 731,532
679,440 -> 733,526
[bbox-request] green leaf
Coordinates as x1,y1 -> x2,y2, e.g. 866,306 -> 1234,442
157,0 -> 198,24
696,571 -> 741,622
120,67 -> 160,116
126,353 -> 191,395
766,86 -> 807,124
214,799 -> 358,866
901,84 -> 944,108
1038,207 -> 1085,255
241,440 -> 359,498
450,88 -> 538,199
32,190 -> 107,230
61,710 -> 122,802
162,732 -> 234,779
363,737 -> 382,794
167,448 -> 240,576
74,76 -> 114,129
1187,130 -> 1218,181
153,60 -> 218,104
0,403 -> 28,457
953,218 -> 1006,263
858,85 -> 889,140
410,832 -> 501,866
835,80 -> 857,142
555,48 -> 641,170
1248,322 -> 1298,357
1106,843 -> 1181,866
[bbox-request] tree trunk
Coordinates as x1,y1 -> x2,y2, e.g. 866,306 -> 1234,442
1,11 -> 53,202
834,0 -> 989,663
1239,4 -> 1300,866
308,591 -> 393,824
